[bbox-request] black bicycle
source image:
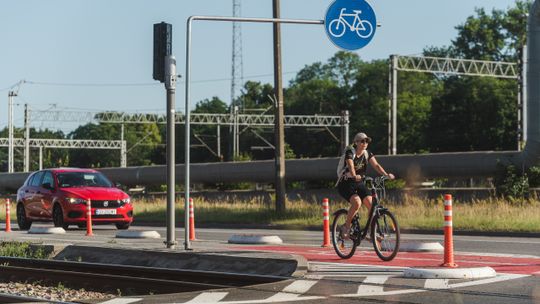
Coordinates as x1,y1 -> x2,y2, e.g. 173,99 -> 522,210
331,175 -> 400,261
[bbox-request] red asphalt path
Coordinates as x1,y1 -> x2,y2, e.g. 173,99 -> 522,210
234,245 -> 540,276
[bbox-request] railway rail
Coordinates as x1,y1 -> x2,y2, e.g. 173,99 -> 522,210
0,256 -> 287,296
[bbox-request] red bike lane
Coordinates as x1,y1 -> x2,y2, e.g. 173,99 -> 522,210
235,245 -> 540,276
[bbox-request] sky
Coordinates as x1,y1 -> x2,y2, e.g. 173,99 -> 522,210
0,0 -> 519,133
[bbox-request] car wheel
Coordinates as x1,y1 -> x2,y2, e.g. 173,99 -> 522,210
53,205 -> 69,230
115,222 -> 130,230
16,203 -> 32,230
77,223 -> 87,229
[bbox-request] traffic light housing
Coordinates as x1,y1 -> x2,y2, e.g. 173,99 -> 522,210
153,22 -> 172,82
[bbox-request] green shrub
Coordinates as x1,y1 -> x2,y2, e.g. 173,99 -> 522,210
495,164 -> 529,199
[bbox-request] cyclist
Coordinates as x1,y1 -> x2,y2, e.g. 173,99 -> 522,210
337,132 -> 395,239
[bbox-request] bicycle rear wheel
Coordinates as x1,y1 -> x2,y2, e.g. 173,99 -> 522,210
332,209 -> 358,259
371,209 -> 400,261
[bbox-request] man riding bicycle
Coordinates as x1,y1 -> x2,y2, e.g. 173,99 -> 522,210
336,132 -> 394,239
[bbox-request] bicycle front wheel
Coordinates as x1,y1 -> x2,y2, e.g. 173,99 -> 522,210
331,209 -> 358,259
371,209 -> 400,261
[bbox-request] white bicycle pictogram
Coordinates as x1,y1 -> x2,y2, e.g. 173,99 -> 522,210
328,8 -> 374,39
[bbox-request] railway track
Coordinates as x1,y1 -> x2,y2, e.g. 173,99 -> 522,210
0,256 -> 286,296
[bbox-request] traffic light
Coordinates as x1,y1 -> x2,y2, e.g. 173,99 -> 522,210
153,22 -> 172,82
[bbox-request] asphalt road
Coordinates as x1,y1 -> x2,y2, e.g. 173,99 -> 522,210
0,224 -> 538,304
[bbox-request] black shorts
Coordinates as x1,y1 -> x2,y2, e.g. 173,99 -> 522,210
337,179 -> 371,201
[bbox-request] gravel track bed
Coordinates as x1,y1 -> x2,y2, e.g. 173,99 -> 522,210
0,281 -> 115,302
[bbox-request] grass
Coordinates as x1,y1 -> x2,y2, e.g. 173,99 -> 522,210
0,241 -> 51,259
130,195 -> 540,233
2,196 -> 538,233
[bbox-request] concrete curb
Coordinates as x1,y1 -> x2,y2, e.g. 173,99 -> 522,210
53,245 -> 305,277
115,230 -> 161,239
403,266 -> 497,279
28,227 -> 66,234
228,234 -> 283,245
399,241 -> 444,252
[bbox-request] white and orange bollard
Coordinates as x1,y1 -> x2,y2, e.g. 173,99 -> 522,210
5,198 -> 11,232
85,199 -> 94,236
189,198 -> 196,241
321,198 -> 330,247
441,194 -> 457,267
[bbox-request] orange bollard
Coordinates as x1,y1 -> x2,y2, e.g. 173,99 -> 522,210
5,199 -> 11,232
189,198 -> 196,241
321,198 -> 330,247
85,199 -> 94,236
441,194 -> 457,267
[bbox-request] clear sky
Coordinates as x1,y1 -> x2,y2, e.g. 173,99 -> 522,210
0,0 -> 519,133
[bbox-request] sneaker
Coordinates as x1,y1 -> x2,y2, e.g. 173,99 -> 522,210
339,225 -> 351,240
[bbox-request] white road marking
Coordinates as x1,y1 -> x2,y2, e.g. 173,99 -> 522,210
356,276 -> 390,294
99,298 -> 143,304
265,280 -> 320,302
424,279 -> 449,289
182,292 -> 228,304
337,274 -> 528,298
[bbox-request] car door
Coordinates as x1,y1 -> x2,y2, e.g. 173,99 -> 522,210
39,171 -> 55,219
27,171 -> 44,218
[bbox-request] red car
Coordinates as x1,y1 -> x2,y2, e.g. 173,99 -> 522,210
16,168 -> 133,230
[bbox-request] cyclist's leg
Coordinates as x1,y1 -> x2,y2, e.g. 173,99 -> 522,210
344,194 -> 361,237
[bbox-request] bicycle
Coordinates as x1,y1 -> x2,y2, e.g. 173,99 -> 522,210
331,175 -> 400,261
328,8 -> 374,39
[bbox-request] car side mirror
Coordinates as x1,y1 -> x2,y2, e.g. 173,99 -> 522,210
42,182 -> 54,190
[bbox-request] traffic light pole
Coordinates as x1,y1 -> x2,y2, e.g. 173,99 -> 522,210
165,55 -> 177,249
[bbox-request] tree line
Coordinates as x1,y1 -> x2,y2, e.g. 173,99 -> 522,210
0,1 -> 530,171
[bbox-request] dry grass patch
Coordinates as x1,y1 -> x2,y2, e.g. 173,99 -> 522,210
130,196 -> 540,232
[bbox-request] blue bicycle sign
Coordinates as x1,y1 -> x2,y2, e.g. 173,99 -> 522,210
325,0 -> 377,51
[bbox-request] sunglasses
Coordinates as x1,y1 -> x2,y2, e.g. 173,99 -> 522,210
356,139 -> 370,144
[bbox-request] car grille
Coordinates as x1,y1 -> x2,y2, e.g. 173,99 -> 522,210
91,200 -> 122,208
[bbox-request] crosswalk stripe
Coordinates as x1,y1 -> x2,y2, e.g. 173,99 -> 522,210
265,280 -> 320,302
356,275 -> 390,294
183,292 -> 228,304
424,279 -> 449,289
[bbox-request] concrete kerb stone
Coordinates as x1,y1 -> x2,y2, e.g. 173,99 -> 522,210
399,241 -> 444,252
115,230 -> 161,239
28,227 -> 66,234
228,234 -> 283,245
52,245 -> 307,277
403,267 -> 497,279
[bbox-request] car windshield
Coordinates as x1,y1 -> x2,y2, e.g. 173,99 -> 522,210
57,172 -> 113,188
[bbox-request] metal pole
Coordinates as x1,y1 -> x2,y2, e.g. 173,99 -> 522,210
391,55 -> 398,155
523,44 -> 528,146
165,55 -> 178,249
120,124 -> 127,167
388,56 -> 392,155
341,110 -> 349,152
185,18 -> 194,250
38,146 -> 43,170
233,106 -> 238,158
24,104 -> 30,172
217,123 -> 221,160
235,106 -> 239,157
345,110 -> 349,148
273,0 -> 286,213
8,92 -> 15,173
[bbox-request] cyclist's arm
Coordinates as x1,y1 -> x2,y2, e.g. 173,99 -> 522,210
369,156 -> 394,179
345,158 -> 363,181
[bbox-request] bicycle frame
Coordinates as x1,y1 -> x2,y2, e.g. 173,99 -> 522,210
338,8 -> 366,31
350,179 -> 388,245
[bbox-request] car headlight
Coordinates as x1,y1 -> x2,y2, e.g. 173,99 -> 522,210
68,198 -> 86,204
121,197 -> 131,204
